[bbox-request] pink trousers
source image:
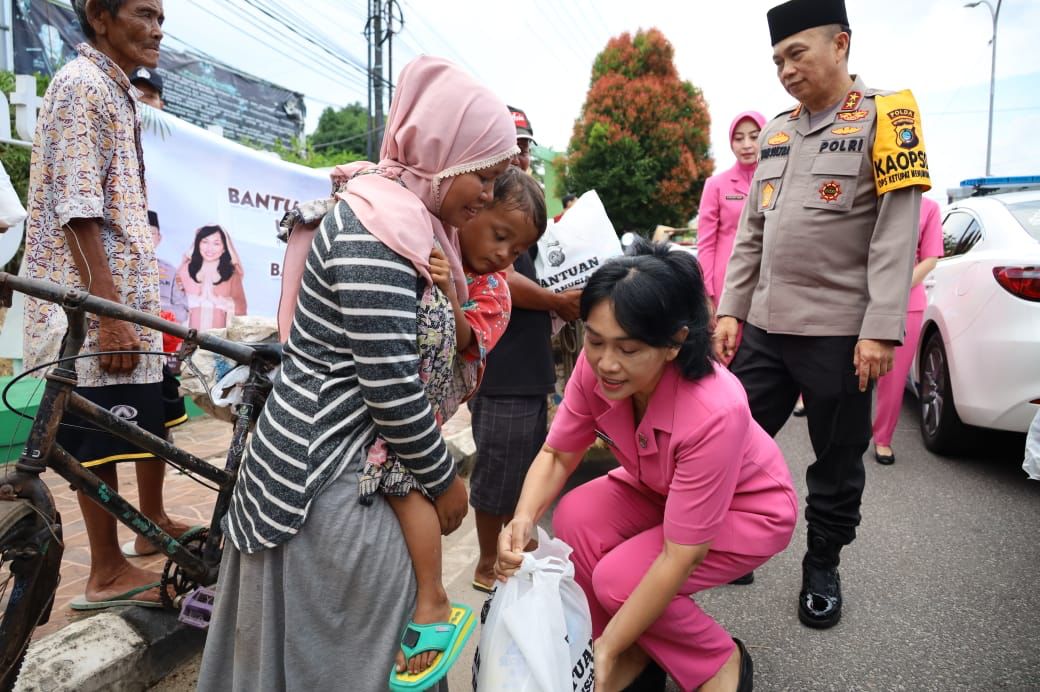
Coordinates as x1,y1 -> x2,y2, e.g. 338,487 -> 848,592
872,310 -> 924,447
553,475 -> 766,690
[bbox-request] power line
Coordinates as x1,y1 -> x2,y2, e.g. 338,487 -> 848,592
395,0 -> 485,79
242,0 -> 373,81
259,0 -> 372,71
185,0 -> 368,95
229,0 -> 370,90
160,32 -> 355,111
312,124 -> 386,151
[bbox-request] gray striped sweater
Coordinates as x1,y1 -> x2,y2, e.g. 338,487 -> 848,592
224,200 -> 455,553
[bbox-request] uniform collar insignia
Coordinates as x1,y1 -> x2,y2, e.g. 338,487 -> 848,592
839,90 -> 863,112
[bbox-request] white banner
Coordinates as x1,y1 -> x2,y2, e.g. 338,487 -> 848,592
142,108 -> 330,330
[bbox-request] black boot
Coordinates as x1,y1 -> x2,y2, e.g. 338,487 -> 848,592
798,534 -> 842,629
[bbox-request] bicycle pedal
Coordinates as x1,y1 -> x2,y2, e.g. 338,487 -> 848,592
177,586 -> 216,630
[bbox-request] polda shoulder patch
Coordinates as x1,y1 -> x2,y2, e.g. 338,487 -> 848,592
872,90 -> 931,195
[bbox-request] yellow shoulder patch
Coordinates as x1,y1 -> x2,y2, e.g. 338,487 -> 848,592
872,90 -> 931,195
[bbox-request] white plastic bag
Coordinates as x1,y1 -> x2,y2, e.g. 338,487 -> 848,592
1023,408 -> 1040,481
0,161 -> 26,231
534,190 -> 622,295
178,315 -> 279,421
473,527 -> 594,692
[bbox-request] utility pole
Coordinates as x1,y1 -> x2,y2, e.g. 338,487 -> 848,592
372,3 -> 383,151
384,1 -> 403,106
365,0 -> 401,160
965,0 -> 1002,177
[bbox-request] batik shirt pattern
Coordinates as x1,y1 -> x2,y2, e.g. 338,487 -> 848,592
23,43 -> 161,386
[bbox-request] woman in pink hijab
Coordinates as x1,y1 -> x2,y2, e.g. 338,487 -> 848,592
697,111 -> 767,309
197,56 -> 516,692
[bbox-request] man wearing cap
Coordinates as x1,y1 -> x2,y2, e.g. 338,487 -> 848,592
508,105 -> 535,173
130,64 -> 163,109
467,107 -> 583,593
714,0 -> 930,629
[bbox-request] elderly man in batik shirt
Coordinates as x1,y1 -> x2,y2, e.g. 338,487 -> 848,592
24,0 -> 190,608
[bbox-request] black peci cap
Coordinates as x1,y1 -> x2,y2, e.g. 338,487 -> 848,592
767,0 -> 849,46
147,210 -> 159,229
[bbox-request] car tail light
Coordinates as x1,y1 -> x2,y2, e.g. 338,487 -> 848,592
992,266 -> 1040,302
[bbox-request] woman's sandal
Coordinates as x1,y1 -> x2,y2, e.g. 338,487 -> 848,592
388,603 -> 476,691
471,579 -> 495,594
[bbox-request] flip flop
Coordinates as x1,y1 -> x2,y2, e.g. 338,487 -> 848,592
471,579 -> 495,594
121,525 -> 205,558
389,603 -> 476,691
121,539 -> 159,558
70,582 -> 165,611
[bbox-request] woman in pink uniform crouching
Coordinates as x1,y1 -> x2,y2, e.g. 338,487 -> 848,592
496,240 -> 798,691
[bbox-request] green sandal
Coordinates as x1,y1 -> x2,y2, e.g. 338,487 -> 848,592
388,603 -> 476,691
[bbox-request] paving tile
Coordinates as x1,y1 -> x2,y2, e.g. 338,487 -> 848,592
27,407 -> 470,640
29,416 -> 230,640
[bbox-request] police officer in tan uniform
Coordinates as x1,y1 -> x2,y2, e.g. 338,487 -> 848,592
715,0 -> 931,629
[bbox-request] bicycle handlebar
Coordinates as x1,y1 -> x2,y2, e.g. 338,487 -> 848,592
0,272 -> 260,366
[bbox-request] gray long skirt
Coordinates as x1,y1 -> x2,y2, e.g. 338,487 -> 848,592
196,468 -> 449,691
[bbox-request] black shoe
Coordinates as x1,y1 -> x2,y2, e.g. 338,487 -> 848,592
798,561 -> 842,628
729,571 -> 755,585
622,660 -> 666,692
874,449 -> 895,465
733,638 -> 754,692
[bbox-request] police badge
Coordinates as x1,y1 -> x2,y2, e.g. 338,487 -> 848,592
546,239 -> 566,268
887,108 -> 920,149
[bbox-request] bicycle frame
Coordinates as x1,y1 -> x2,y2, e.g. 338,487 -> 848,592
0,272 -> 272,586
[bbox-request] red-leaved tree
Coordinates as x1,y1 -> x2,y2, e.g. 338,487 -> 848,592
558,29 -> 713,233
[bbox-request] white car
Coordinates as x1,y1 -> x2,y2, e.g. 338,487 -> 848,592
912,190 -> 1040,453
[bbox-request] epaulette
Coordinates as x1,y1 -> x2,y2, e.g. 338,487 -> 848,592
774,103 -> 800,119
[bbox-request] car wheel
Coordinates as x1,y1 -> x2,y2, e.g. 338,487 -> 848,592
919,331 -> 969,454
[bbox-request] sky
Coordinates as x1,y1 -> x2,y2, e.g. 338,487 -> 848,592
157,0 -> 1040,203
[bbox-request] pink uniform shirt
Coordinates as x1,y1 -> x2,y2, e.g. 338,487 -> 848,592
909,197 -> 944,312
547,353 -> 797,556
697,163 -> 755,304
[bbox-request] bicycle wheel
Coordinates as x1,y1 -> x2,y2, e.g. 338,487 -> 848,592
0,497 -> 63,692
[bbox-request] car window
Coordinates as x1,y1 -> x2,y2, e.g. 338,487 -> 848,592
942,211 -> 982,257
1003,199 -> 1040,242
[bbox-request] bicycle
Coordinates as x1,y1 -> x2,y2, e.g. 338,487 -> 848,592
0,272 -> 281,690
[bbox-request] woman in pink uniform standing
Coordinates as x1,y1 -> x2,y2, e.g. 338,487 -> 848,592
696,111 -> 766,309
496,240 -> 797,692
872,197 -> 944,464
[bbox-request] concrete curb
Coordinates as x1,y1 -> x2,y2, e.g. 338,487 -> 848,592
446,426 -> 477,477
16,608 -> 203,692
17,424 -> 477,691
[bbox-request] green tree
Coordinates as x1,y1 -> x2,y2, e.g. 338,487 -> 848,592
309,103 -> 369,159
558,29 -> 713,233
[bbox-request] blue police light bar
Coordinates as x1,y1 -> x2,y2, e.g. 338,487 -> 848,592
959,175 -> 1040,187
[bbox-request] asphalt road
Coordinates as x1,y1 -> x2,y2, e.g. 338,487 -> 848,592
153,393 -> 1040,691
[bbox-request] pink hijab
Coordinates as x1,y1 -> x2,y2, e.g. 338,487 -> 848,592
727,110 -> 767,187
278,56 -> 518,338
